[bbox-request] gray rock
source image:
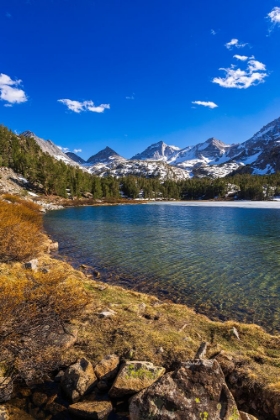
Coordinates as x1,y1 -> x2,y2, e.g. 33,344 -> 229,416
109,361 -> 165,399
194,341 -> 208,360
24,259 -> 38,271
98,309 -> 116,318
94,354 -> 120,382
129,359 -> 241,420
69,401 -> 113,419
0,377 -> 13,403
61,358 -> 97,402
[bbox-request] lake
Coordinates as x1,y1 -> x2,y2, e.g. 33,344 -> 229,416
44,202 -> 280,333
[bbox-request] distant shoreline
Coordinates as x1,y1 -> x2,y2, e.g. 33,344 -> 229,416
147,200 -> 280,209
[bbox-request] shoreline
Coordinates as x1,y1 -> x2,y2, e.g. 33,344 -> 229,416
147,199 -> 280,209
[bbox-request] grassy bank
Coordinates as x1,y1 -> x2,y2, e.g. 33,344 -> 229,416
1,194 -> 280,417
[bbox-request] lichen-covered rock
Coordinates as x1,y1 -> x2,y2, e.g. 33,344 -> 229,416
61,358 -> 97,402
69,400 -> 113,419
0,377 -> 13,403
94,354 -> 120,382
129,359 -> 241,420
109,361 -> 165,399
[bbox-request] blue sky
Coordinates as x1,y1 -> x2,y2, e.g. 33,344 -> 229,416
1,0 -> 280,159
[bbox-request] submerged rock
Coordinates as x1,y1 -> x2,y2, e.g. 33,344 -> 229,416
109,361 -> 165,398
129,359 -> 241,420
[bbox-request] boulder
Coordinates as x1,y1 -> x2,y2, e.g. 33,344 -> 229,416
69,400 -> 113,419
0,377 -> 13,403
129,359 -> 241,420
109,361 -> 165,399
94,354 -> 120,382
61,358 -> 97,402
49,241 -> 59,251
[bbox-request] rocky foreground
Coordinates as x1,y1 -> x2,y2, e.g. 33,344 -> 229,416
0,249 -> 280,419
1,355 -> 259,420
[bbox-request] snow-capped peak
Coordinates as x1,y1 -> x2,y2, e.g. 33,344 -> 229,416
131,141 -> 181,161
87,146 -> 124,165
251,116 -> 280,142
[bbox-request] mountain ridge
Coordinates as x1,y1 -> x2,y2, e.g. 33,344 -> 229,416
19,116 -> 280,180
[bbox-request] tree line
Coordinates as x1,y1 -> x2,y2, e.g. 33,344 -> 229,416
1,124 -> 280,200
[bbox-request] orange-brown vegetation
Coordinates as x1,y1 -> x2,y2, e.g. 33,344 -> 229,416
0,199 -> 43,262
0,197 -> 89,383
0,265 -> 89,383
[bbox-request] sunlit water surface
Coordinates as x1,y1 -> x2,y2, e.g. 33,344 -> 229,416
44,203 -> 280,333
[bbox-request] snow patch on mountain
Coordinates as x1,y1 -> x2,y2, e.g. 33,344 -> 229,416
21,131 -> 80,167
131,141 -> 181,161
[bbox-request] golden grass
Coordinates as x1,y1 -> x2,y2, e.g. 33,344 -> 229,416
0,259 -> 89,382
0,198 -> 43,262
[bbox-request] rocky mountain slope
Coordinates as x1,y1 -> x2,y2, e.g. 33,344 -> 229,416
131,141 -> 180,161
21,131 -> 79,167
87,146 -> 124,165
65,152 -> 86,164
19,116 -> 280,180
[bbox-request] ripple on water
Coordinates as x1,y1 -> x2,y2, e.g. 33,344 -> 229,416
44,204 -> 280,333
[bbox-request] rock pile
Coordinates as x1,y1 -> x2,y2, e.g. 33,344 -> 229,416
0,351 -> 260,420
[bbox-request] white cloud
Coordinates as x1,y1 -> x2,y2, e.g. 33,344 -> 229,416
233,54 -> 249,61
192,101 -> 218,109
225,38 -> 248,49
211,29 -> 217,35
126,95 -> 135,100
0,73 -> 28,105
268,7 -> 280,24
73,148 -> 82,153
267,7 -> 280,32
58,99 -> 110,113
213,58 -> 268,89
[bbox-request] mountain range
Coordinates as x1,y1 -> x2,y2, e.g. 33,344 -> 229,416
21,116 -> 280,180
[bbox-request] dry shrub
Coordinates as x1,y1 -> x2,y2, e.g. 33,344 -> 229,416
0,200 -> 43,262
0,267 -> 89,383
2,194 -> 42,213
